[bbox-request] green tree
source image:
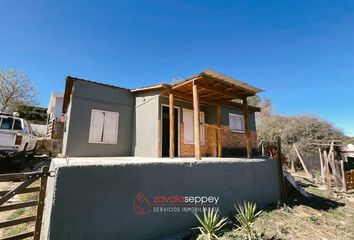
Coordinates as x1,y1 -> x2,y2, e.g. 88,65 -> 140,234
17,105 -> 47,124
252,95 -> 344,166
258,114 -> 343,165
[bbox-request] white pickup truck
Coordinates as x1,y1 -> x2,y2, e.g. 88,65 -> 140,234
0,113 -> 37,165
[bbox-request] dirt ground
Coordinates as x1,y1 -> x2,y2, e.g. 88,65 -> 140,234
220,173 -> 354,240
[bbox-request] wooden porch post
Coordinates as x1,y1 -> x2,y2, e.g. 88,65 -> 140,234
169,93 -> 175,158
243,98 -> 253,159
217,105 -> 222,157
193,83 -> 201,160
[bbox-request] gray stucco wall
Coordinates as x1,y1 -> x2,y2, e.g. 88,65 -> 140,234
159,96 -> 209,123
63,81 -> 135,157
133,91 -> 160,157
45,158 -> 281,240
61,101 -> 72,155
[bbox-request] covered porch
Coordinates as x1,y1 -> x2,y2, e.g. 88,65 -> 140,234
160,70 -> 262,160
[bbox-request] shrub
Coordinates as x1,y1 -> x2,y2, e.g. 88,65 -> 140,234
234,202 -> 262,240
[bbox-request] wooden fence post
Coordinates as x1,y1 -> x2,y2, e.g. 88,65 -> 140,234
34,166 -> 49,240
323,151 -> 332,196
340,160 -> 347,192
277,136 -> 287,203
319,148 -> 325,183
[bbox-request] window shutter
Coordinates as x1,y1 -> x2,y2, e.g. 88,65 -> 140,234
103,112 -> 119,144
183,109 -> 194,144
183,109 -> 205,145
89,110 -> 105,143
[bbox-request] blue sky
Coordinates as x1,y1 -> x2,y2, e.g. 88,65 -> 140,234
1,1 -> 353,136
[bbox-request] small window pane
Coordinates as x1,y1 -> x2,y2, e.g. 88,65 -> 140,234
13,120 -> 22,130
229,114 -> 245,132
0,118 -> 13,129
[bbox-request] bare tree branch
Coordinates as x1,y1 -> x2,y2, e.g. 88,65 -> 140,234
0,69 -> 38,113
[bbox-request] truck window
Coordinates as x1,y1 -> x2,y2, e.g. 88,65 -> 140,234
13,119 -> 23,130
0,118 -> 13,129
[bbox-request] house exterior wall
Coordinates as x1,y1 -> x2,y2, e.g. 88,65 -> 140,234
61,101 -> 72,155
158,97 -> 258,157
53,97 -> 64,120
62,82 -> 258,158
62,81 -> 135,157
132,91 -> 160,157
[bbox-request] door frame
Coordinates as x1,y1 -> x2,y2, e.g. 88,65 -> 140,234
161,104 -> 181,157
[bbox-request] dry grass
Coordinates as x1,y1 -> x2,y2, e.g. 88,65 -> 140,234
219,174 -> 354,240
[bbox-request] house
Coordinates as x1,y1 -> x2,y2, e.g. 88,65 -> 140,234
47,92 -> 65,140
61,69 -> 262,159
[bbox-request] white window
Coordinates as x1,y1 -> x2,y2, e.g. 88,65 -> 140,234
88,109 -> 119,144
183,109 -> 205,145
229,113 -> 245,133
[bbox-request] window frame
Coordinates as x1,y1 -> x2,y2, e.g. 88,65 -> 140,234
228,113 -> 245,133
0,117 -> 14,130
88,109 -> 119,144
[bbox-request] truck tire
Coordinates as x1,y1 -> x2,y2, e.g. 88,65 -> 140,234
18,150 -> 27,170
26,150 -> 35,161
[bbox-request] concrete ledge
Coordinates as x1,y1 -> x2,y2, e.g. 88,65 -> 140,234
43,157 -> 281,240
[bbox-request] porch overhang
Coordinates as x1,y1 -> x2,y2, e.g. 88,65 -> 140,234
158,69 -> 263,160
160,69 -> 262,112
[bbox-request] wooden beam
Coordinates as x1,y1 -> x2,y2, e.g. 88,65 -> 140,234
242,99 -> 253,159
171,77 -> 202,90
169,93 -> 175,158
172,90 -> 216,105
196,81 -> 247,100
0,231 -> 35,240
193,83 -> 201,160
217,105 -> 222,158
200,74 -> 255,95
162,91 -> 261,112
0,200 -> 38,212
0,216 -> 36,228
293,144 -> 313,179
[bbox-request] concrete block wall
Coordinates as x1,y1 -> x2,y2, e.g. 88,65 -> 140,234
43,158 -> 282,240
